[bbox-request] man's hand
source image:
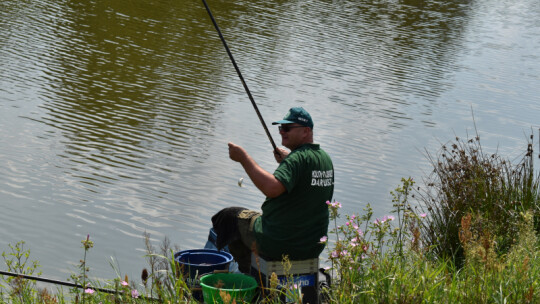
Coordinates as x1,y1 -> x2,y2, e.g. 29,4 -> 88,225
228,142 -> 248,163
227,142 -> 286,198
273,147 -> 289,163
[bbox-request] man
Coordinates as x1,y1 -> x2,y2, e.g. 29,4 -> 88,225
212,107 -> 334,273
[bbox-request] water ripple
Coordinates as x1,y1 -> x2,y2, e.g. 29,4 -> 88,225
1,0 -> 539,281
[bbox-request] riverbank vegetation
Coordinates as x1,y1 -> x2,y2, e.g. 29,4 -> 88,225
1,133 -> 539,303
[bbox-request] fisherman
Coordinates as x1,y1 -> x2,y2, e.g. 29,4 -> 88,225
211,107 -> 334,273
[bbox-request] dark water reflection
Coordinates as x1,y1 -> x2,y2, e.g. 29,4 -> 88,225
1,0 -> 539,280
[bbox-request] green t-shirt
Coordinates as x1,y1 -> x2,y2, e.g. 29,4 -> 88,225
254,143 -> 334,260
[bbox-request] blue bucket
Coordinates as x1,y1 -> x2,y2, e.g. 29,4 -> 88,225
174,249 -> 233,299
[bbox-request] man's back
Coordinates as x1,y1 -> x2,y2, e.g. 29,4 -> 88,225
254,143 -> 334,260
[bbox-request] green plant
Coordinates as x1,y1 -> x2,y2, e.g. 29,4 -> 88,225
415,132 -> 540,267
67,234 -> 94,302
1,240 -> 42,302
140,232 -> 191,303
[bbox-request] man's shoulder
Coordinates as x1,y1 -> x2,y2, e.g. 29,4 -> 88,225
289,144 -> 331,159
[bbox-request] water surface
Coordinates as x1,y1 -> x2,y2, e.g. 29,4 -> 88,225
1,0 -> 539,281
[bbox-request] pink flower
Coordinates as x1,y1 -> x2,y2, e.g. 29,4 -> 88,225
331,251 -> 339,258
84,288 -> 95,295
131,289 -> 139,298
121,281 -> 129,286
383,215 -> 395,222
326,200 -> 342,208
375,215 -> 395,225
420,213 -> 427,218
319,236 -> 328,243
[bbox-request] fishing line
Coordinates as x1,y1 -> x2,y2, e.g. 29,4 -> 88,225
200,0 -> 277,151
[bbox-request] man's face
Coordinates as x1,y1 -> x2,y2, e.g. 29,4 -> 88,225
278,123 -> 308,150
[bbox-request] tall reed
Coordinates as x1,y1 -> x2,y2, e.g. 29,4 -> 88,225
414,132 -> 540,266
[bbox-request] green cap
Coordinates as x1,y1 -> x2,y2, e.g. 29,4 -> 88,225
272,107 -> 314,129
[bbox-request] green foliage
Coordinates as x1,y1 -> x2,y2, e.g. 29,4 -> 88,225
1,132 -> 539,303
414,133 -> 540,266
0,240 -> 42,302
69,235 -> 94,300
323,198 -> 540,303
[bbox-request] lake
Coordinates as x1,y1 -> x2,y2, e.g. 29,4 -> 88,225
1,0 -> 539,282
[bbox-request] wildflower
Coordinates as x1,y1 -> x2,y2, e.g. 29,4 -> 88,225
353,223 -> 359,230
331,251 -> 339,258
326,200 -> 342,209
131,289 -> 139,298
420,213 -> 427,218
84,288 -> 95,295
82,234 -> 94,250
375,215 -> 395,225
121,281 -> 129,286
340,250 -> 349,257
382,215 -> 395,222
319,236 -> 328,243
357,229 -> 363,236
362,244 -> 368,252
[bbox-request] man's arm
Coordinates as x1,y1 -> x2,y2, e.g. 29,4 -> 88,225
228,142 -> 286,198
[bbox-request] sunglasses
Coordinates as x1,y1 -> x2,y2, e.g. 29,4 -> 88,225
278,125 -> 305,132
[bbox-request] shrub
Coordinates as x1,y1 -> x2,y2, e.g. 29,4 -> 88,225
414,132 -> 540,266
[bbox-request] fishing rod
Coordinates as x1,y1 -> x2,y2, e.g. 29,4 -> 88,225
0,270 -> 157,300
200,0 -> 278,152
0,270 -> 117,294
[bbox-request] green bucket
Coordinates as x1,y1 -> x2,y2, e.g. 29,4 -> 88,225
200,273 -> 258,304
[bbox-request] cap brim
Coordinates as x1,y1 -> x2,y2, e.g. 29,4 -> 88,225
272,119 -> 294,125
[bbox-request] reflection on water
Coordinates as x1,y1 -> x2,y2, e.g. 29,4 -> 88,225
1,0 -> 539,280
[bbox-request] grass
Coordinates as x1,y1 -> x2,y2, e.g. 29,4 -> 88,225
414,132 -> 540,267
1,131 -> 539,303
